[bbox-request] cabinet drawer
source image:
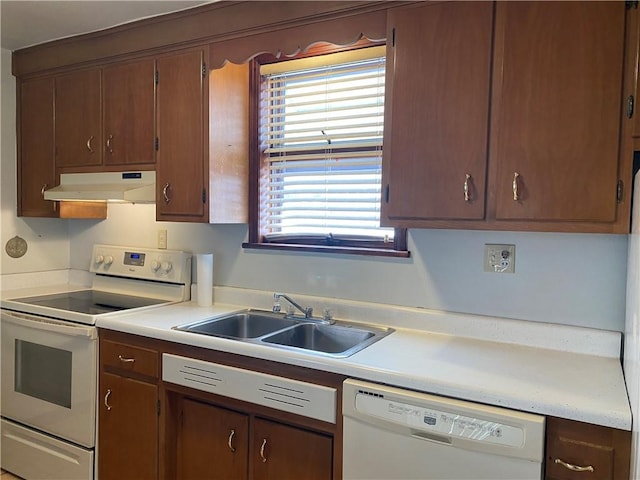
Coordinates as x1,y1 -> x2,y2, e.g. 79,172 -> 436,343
100,340 -> 158,379
545,417 -> 630,480
547,435 -> 613,480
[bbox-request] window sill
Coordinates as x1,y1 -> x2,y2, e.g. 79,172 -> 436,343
242,242 -> 410,258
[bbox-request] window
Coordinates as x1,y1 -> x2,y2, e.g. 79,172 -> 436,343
245,43 -> 407,256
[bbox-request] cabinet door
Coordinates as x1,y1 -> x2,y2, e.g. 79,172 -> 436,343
156,49 -> 206,221
98,372 -> 158,480
55,68 -> 102,167
103,59 -> 156,166
491,2 -> 625,223
18,77 -> 57,217
381,1 -> 493,224
252,418 -> 332,480
178,399 -> 248,480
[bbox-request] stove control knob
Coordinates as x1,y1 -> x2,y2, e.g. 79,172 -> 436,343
104,255 -> 114,266
151,261 -> 161,272
94,255 -> 104,265
161,261 -> 173,273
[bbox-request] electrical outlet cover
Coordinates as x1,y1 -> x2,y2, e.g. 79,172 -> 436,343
484,244 -> 515,273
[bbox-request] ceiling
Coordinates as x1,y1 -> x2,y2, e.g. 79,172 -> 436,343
0,1 -> 212,51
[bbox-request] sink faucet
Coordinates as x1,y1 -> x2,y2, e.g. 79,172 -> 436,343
272,293 -> 313,319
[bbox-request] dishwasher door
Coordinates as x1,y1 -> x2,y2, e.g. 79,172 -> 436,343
343,379 -> 545,480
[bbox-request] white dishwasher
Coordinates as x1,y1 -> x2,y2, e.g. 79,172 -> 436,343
343,379 -> 545,480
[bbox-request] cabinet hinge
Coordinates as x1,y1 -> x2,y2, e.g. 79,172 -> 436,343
627,95 -> 635,119
202,188 -> 206,204
157,399 -> 161,416
617,180 -> 624,203
155,138 -> 159,151
155,70 -> 159,85
202,63 -> 206,79
385,184 -> 390,203
626,0 -> 638,9
392,28 -> 396,47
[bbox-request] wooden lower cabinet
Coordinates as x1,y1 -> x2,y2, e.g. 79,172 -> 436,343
98,335 -> 160,480
176,398 -> 333,480
545,417 -> 631,480
178,399 -> 249,479
252,417 -> 333,480
98,372 -> 158,480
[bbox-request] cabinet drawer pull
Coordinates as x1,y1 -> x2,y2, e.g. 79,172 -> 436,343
162,183 -> 171,204
104,389 -> 112,411
118,355 -> 135,363
554,458 -> 594,473
512,172 -> 521,201
259,438 -> 268,463
464,174 -> 471,202
86,136 -> 94,153
41,184 -> 47,197
228,429 -> 236,452
106,134 -> 114,154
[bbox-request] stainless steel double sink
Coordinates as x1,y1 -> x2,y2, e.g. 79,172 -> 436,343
173,309 -> 393,358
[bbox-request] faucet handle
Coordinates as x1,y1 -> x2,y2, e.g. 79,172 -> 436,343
272,294 -> 281,313
323,308 -> 333,323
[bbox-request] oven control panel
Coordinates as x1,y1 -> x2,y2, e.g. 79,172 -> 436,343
90,245 -> 192,285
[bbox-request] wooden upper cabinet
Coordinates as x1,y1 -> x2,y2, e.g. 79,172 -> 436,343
156,48 -> 207,221
18,77 -> 57,217
490,1 -> 626,224
381,1 -> 493,225
55,68 -> 102,168
102,59 -> 156,166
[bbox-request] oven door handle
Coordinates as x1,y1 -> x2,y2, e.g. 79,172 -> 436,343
1,310 -> 97,339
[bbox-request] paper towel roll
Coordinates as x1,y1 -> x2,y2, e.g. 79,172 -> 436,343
196,253 -> 213,307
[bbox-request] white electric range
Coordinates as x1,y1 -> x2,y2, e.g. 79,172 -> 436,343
0,244 -> 191,480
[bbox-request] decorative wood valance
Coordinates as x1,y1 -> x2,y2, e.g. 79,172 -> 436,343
12,1 -> 395,77
208,10 -> 387,69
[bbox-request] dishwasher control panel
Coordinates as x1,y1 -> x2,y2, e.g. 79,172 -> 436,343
354,391 -> 524,448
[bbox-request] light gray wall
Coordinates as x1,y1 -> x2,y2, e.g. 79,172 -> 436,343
0,48 -> 69,277
68,202 -> 629,331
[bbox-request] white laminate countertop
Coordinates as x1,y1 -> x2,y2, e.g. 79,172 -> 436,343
1,278 -> 631,431
94,295 -> 631,431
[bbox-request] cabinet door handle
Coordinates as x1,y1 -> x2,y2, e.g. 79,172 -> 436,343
118,355 -> 135,363
227,429 -> 236,452
464,174 -> 471,202
554,458 -> 595,473
106,134 -> 113,154
259,438 -> 268,463
162,183 -> 171,204
104,389 -> 112,411
86,136 -> 94,153
512,172 -> 521,201
41,184 -> 48,197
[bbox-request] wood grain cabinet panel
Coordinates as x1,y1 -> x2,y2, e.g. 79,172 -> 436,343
252,417 -> 333,480
98,372 -> 158,480
178,399 -> 249,480
102,59 -> 156,166
382,1 -> 493,223
383,1 -> 631,232
18,77 -> 57,217
156,48 -> 207,221
545,417 -> 631,480
491,1 -> 626,224
55,68 -> 102,168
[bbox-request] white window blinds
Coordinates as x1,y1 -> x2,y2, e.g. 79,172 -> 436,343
259,46 -> 393,242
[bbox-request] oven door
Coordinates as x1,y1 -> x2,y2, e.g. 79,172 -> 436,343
1,309 -> 97,448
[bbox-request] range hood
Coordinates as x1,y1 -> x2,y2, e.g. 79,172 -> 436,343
44,171 -> 156,203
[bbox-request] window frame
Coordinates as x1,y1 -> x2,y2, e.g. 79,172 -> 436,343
243,40 -> 408,258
